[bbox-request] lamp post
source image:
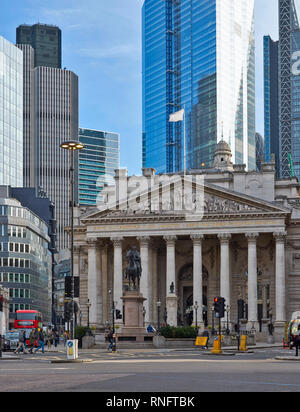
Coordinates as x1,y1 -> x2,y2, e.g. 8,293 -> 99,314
156,300 -> 161,335
60,140 -> 84,340
86,299 -> 92,336
226,305 -> 230,336
194,301 -> 199,336
211,305 -> 215,336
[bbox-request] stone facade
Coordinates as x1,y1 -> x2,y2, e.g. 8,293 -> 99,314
71,143 -> 300,342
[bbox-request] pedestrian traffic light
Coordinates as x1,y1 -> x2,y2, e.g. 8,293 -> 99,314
238,299 -> 245,319
213,297 -> 225,318
0,296 -> 3,312
116,309 -> 122,320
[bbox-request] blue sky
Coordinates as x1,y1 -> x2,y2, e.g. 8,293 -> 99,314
0,0 -> 294,175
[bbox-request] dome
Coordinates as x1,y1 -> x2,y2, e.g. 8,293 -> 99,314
213,139 -> 233,171
214,140 -> 232,154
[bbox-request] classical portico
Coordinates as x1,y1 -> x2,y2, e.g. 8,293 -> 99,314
73,184 -> 291,341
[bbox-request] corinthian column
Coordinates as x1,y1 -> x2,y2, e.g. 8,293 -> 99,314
274,231 -> 287,326
218,233 -> 231,308
191,234 -> 204,332
111,236 -> 124,324
164,235 -> 177,326
137,236 -> 151,324
87,238 -> 102,328
246,232 -> 259,330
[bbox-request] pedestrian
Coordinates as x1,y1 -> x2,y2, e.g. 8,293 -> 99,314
202,329 -> 210,349
54,331 -> 60,348
47,329 -> 53,351
63,330 -> 69,346
107,328 -> 114,352
28,328 -> 36,353
34,328 -> 45,354
15,330 -> 28,354
293,324 -> 300,357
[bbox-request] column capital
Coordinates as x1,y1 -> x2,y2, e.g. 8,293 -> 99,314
191,234 -> 204,243
164,235 -> 177,245
111,236 -> 123,247
137,236 -> 151,247
273,231 -> 287,242
245,232 -> 259,242
218,233 -> 232,243
87,237 -> 98,247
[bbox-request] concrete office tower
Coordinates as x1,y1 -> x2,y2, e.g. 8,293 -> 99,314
34,67 -> 78,250
142,0 -> 256,174
263,36 -> 279,171
279,0 -> 300,178
16,24 -> 62,69
0,36 -> 23,187
16,44 -> 35,187
78,128 -> 120,206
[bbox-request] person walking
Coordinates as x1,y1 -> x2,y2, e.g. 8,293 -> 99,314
107,328 -> 114,352
293,324 -> 300,357
15,330 -> 28,354
47,330 -> 53,351
28,329 -> 37,353
54,331 -> 60,349
34,329 -> 45,354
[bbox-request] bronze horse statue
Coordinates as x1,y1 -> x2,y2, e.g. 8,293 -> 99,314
125,247 -> 142,290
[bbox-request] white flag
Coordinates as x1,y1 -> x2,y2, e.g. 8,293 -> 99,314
169,109 -> 184,122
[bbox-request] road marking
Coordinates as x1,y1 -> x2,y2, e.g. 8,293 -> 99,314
90,358 -> 274,365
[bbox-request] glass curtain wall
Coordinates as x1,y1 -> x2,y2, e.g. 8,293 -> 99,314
0,36 -> 23,187
142,0 -> 255,174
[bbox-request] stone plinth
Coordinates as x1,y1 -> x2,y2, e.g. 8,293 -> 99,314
119,291 -> 154,343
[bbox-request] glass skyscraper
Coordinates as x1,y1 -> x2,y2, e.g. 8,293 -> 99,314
142,0 -> 256,174
78,128 -> 120,206
263,36 -> 279,168
0,36 -> 23,187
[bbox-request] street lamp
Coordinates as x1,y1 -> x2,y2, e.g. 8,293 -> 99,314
156,300 -> 161,335
60,140 -> 84,341
86,299 -> 92,336
226,305 -> 230,336
211,305 -> 215,336
194,301 -> 199,336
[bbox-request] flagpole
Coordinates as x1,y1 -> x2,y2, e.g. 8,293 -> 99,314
183,104 -> 186,176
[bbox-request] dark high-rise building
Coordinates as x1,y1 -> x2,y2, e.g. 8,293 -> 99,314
16,23 -> 62,69
17,29 -> 78,251
263,36 -> 279,171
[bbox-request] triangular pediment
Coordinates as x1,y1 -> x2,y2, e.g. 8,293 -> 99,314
80,177 -> 291,223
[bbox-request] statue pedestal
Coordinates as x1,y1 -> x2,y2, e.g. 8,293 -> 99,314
119,291 -> 153,343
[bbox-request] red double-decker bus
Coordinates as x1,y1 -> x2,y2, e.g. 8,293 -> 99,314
14,310 -> 43,344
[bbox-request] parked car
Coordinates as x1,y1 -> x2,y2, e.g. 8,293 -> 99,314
3,331 -> 19,351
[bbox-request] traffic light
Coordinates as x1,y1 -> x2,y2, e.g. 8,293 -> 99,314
213,297 -> 225,318
65,276 -> 72,298
238,299 -> 245,319
116,309 -> 122,320
65,277 -> 80,298
0,296 -> 3,312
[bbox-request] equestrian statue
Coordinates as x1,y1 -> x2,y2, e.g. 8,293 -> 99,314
125,246 -> 142,291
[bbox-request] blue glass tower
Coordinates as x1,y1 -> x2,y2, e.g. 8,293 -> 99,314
78,128 -> 120,206
142,0 -> 256,174
263,36 -> 279,169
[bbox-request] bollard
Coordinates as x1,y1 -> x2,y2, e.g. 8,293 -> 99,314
239,335 -> 248,352
211,335 -> 222,354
